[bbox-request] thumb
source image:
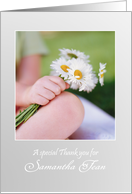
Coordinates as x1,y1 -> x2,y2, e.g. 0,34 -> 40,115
65,82 -> 70,89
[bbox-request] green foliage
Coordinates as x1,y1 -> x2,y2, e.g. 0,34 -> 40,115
41,31 -> 115,117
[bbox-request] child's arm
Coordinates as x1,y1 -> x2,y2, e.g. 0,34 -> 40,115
16,55 -> 69,107
16,55 -> 41,86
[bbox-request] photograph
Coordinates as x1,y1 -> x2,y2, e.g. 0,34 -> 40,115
15,31 -> 115,140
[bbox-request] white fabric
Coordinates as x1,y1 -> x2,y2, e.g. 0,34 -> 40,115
70,96 -> 115,140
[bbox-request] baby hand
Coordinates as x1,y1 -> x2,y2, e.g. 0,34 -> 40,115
25,76 -> 69,106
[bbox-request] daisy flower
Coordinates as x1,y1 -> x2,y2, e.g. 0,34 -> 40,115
59,48 -> 90,63
50,57 -> 71,80
70,82 -> 80,90
68,58 -> 98,93
50,70 -> 60,77
98,63 -> 107,86
79,74 -> 98,92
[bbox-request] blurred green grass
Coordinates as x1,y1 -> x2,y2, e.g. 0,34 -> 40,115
41,31 -> 115,117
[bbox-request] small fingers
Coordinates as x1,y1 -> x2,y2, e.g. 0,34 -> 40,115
65,82 -> 70,89
41,77 -> 62,95
35,76 -> 69,99
48,76 -> 67,91
37,87 -> 55,100
32,94 -> 49,106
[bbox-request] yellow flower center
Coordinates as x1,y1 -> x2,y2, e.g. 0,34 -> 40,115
67,53 -> 78,59
74,70 -> 82,80
101,70 -> 104,78
61,65 -> 70,72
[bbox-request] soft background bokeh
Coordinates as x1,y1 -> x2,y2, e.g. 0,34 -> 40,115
40,31 -> 115,117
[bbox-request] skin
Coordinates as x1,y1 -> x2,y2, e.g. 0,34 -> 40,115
16,55 -> 85,140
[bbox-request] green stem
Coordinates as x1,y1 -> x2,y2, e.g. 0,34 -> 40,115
15,104 -> 40,129
16,104 -> 34,119
24,104 -> 40,122
15,104 -> 35,123
16,117 -> 26,128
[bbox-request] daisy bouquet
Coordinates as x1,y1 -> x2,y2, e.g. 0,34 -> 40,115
16,48 -> 106,128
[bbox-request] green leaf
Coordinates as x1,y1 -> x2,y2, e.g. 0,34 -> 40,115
67,53 -> 78,59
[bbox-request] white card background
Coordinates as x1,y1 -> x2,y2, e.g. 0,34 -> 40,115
1,10 -> 131,193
